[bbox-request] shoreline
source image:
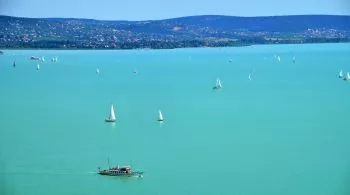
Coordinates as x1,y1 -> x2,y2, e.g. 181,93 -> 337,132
1,41 -> 349,51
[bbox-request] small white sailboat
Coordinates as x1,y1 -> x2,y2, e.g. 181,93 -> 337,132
105,104 -> 116,122
277,56 -> 281,62
96,68 -> 100,74
158,110 -> 164,122
344,72 -> 350,81
30,56 -> 41,61
213,78 -> 222,89
248,74 -> 252,81
41,57 -> 45,62
36,64 -> 40,70
339,70 -> 344,78
292,56 -> 296,63
51,57 -> 58,62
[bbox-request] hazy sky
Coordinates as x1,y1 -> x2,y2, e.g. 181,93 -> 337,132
0,0 -> 349,20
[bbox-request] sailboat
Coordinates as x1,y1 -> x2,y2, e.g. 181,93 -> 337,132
248,74 -> 252,81
339,70 -> 344,78
344,72 -> 350,81
158,110 -> 164,122
277,56 -> 281,62
36,64 -> 40,70
51,57 -> 58,62
96,68 -> 100,74
213,78 -> 222,89
105,104 -> 116,122
292,57 -> 296,63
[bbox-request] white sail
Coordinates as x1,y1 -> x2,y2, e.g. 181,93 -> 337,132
339,70 -> 344,78
214,78 -> 222,89
345,72 -> 350,80
37,64 -> 40,70
110,105 -> 116,121
96,68 -> 100,74
158,110 -> 164,121
248,74 -> 251,81
277,56 -> 281,62
218,79 -> 222,88
51,57 -> 58,62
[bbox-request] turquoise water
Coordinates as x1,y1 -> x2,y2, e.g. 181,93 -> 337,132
0,43 -> 350,195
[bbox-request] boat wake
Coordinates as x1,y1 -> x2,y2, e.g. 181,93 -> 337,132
0,170 -> 98,176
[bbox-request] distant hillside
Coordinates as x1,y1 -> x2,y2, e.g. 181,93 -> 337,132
0,15 -> 349,49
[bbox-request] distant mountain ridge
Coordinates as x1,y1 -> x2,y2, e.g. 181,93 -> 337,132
1,15 -> 350,49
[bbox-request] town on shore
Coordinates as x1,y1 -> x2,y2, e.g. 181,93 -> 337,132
0,15 -> 349,49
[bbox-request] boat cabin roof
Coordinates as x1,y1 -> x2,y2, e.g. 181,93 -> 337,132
110,166 -> 131,170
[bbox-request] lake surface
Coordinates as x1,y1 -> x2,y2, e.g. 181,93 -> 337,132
1,43 -> 350,195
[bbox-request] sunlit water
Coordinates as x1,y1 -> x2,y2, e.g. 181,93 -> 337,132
1,43 -> 350,195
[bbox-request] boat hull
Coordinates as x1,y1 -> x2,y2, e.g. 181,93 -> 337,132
105,118 -> 116,122
98,171 -> 143,177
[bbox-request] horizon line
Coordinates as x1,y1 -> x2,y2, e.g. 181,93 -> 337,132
1,14 -> 350,22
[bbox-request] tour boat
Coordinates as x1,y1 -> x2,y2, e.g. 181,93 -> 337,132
98,165 -> 143,177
